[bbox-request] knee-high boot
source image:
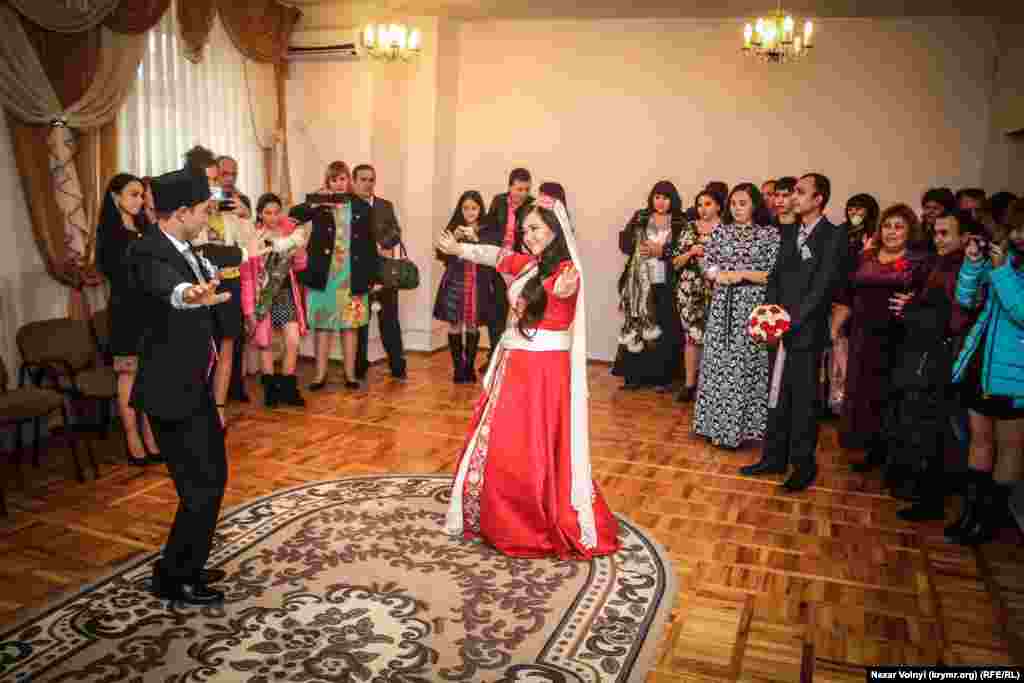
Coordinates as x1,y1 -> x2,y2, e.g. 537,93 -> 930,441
449,334 -> 465,383
464,331 -> 480,383
946,468 -> 996,545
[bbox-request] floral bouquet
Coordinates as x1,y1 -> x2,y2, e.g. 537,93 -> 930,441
747,304 -> 791,344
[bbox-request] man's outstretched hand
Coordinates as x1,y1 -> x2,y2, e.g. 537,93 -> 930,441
183,280 -> 230,306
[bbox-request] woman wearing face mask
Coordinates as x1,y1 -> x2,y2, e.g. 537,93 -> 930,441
827,193 -> 881,415
692,183 -> 780,450
612,181 -> 686,391
95,173 -> 162,465
436,197 -> 620,559
669,190 -> 723,402
944,201 -> 1024,545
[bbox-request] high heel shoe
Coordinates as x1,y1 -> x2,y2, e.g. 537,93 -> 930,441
144,446 -> 165,465
217,404 -> 228,434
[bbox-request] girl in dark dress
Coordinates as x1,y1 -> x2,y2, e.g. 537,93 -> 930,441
95,173 -> 161,464
612,181 -> 686,391
434,191 -> 499,383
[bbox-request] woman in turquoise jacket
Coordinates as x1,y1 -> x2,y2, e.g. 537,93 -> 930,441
946,209 -> 1024,546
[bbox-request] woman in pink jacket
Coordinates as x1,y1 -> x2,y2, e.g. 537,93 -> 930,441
241,193 -> 310,408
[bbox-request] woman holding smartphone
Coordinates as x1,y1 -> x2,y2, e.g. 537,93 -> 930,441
946,204 -> 1024,545
292,161 -> 377,390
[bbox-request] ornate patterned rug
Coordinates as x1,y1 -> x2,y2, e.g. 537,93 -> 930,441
0,475 -> 675,683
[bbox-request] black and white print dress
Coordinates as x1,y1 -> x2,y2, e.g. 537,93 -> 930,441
692,223 -> 780,449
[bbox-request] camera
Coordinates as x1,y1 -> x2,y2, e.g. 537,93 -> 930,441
968,234 -> 990,258
307,193 -> 346,205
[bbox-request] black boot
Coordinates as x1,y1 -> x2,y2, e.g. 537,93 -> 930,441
851,436 -> 886,473
449,334 -> 465,383
898,454 -> 944,521
279,374 -> 306,407
464,332 -> 480,383
946,468 -> 996,545
261,374 -> 279,408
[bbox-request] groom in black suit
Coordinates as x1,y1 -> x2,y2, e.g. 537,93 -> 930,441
740,173 -> 847,491
131,167 -> 264,604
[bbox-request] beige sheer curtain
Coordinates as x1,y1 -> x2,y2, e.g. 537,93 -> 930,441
117,1 -> 265,202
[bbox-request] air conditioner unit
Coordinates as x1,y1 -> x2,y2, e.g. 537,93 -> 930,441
287,29 -> 363,61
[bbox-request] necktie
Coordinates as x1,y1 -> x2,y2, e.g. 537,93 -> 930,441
502,197 -> 518,250
798,222 -> 813,249
183,244 -> 219,379
182,243 -> 207,284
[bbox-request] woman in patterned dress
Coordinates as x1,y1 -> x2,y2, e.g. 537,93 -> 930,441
241,194 -> 310,408
434,191 -> 499,383
302,162 -> 371,390
670,189 -> 723,402
693,183 -> 780,449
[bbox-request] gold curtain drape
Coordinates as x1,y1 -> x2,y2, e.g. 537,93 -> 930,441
1,0 -> 299,319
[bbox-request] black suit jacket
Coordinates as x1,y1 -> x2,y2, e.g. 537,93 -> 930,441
129,230 -> 219,421
488,192 -> 535,253
291,194 -> 376,294
370,197 -> 401,250
765,217 -> 847,351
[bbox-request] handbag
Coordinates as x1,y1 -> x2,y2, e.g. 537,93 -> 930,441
376,241 -> 420,290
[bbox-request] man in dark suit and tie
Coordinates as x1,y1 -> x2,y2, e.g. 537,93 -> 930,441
481,168 -> 534,371
351,164 -> 407,380
131,166 -> 265,604
739,173 -> 847,492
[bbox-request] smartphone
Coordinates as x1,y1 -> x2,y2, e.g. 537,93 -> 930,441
307,192 -> 346,205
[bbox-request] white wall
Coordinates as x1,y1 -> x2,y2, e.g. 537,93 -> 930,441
287,17 -> 457,361
0,115 -> 68,386
452,16 -> 999,360
982,20 -> 1024,193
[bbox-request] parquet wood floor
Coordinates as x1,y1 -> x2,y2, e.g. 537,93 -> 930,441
2,352 -> 1021,681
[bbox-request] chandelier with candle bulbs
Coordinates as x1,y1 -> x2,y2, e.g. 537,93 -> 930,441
361,23 -> 422,62
742,3 -> 814,64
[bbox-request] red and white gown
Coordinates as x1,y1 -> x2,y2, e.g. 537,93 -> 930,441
444,248 -> 621,559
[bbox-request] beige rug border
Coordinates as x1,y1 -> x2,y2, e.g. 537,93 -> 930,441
0,474 -> 678,683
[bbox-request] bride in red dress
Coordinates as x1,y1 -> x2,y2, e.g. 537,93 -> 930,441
437,196 -> 620,559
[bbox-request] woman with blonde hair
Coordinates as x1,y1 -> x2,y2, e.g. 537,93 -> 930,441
292,161 -> 376,390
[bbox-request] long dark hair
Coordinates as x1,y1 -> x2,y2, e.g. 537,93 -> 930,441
516,206 -> 572,338
446,191 -> 486,232
256,193 -> 283,224
846,193 -> 880,238
694,189 -> 725,218
646,180 -> 683,217
723,182 -> 768,225
98,173 -> 145,232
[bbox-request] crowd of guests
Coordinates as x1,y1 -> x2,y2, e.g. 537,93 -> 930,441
610,175 -> 1022,546
96,151 -> 1022,549
96,147 -> 408,465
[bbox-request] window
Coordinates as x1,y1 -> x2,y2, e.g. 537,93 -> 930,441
118,0 -> 264,200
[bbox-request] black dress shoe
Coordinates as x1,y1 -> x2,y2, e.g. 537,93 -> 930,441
198,568 -> 227,584
391,365 -> 408,380
151,575 -> 225,605
781,466 -> 818,492
739,459 -> 787,477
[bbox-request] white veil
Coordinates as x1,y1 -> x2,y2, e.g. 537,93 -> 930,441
547,198 -> 598,549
